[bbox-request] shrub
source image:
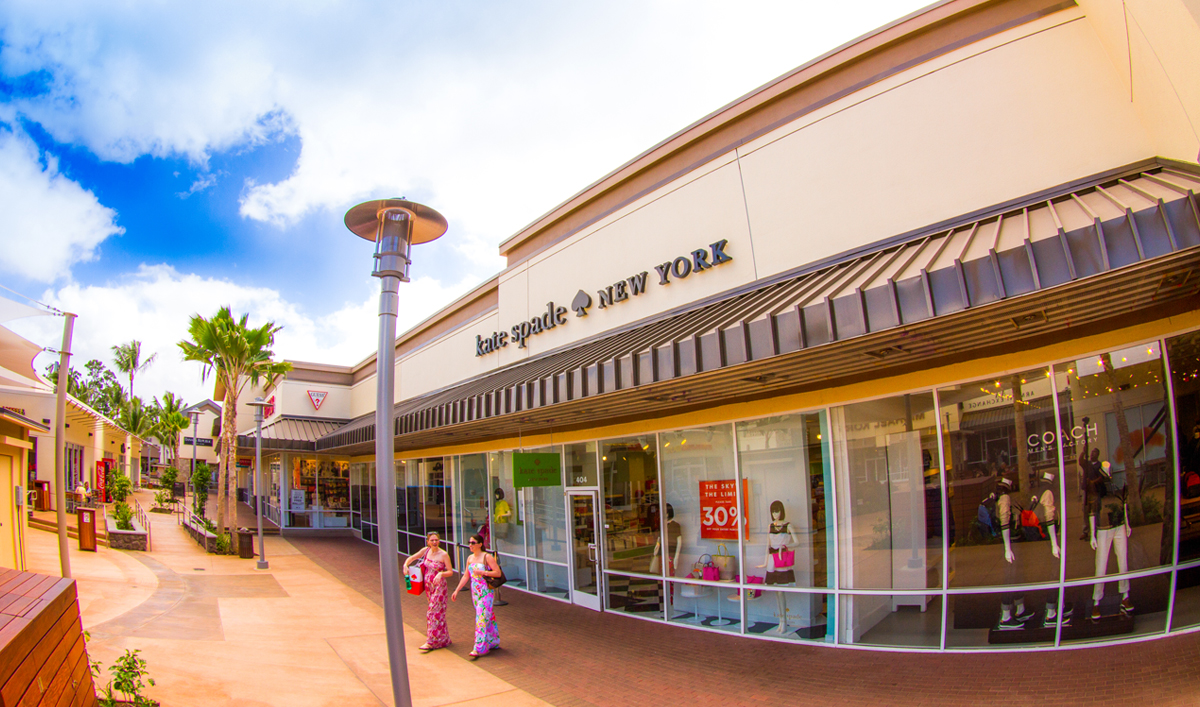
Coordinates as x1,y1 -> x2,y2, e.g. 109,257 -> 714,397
215,533 -> 231,554
98,648 -> 157,707
153,490 -> 172,509
192,462 -> 211,517
160,466 -> 178,489
113,502 -> 134,531
109,473 -> 133,503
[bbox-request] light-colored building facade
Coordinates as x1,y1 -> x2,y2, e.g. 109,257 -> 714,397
242,0 -> 1200,651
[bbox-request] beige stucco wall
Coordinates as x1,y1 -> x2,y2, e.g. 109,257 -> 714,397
332,2 -> 1199,421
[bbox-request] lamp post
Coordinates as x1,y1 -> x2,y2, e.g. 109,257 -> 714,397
246,397 -> 270,570
189,410 -> 200,513
345,198 -> 447,707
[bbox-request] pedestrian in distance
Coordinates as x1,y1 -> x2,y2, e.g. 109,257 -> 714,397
452,533 -> 501,659
403,532 -> 454,651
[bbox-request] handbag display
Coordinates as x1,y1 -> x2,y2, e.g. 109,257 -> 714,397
732,574 -> 764,599
712,543 -> 736,580
485,553 -> 508,590
698,554 -> 721,581
772,546 -> 796,569
406,563 -> 424,596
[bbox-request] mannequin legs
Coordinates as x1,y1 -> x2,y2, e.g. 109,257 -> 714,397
773,592 -> 789,634
1092,527 -> 1129,603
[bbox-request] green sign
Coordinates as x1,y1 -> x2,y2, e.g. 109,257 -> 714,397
513,452 -> 562,488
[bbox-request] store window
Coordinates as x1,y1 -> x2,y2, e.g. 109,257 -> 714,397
832,392 -> 943,590
736,412 -> 833,641
1060,345 -> 1172,590
832,392 -> 942,646
318,459 -> 350,528
420,457 -> 452,543
520,446 -> 567,564
289,457 -> 317,528
600,435 -> 659,575
488,452 -> 524,557
1167,331 -> 1200,563
401,459 -> 421,538
457,453 -> 490,567
660,424 -> 738,631
566,442 -> 598,487
939,367 -> 1064,590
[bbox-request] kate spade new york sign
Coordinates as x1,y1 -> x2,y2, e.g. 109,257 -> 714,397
475,239 -> 733,357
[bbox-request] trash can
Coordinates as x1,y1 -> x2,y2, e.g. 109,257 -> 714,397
238,528 -> 254,559
77,508 -> 97,552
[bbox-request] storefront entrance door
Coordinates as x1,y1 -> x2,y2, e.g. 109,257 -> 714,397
568,491 -> 602,611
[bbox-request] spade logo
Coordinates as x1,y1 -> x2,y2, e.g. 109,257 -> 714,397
571,290 -> 592,317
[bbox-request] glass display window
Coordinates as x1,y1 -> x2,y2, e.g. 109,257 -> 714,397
744,588 -> 832,642
1061,344 -> 1171,581
289,456 -> 317,527
401,459 -> 422,536
604,572 -> 664,619
666,578 -> 741,633
527,560 -> 569,600
736,413 -> 832,590
317,459 -> 350,527
1171,565 -> 1200,631
838,593 -> 942,649
457,453 -> 490,550
945,587 -> 1060,649
417,457 -> 452,542
1060,572 -> 1170,644
488,452 -> 524,556
565,442 -> 598,487
599,435 -> 659,575
938,367 -> 1065,589
832,392 -> 944,590
520,446 -> 568,564
1167,331 -> 1200,563
659,424 -> 738,589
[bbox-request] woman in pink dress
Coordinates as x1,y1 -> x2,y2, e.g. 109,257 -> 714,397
403,532 -> 455,651
452,534 -> 501,658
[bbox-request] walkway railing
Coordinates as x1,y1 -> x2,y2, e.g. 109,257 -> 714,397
130,496 -> 152,551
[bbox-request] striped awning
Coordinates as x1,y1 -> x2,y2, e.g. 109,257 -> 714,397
318,160 -> 1200,455
236,415 -> 350,453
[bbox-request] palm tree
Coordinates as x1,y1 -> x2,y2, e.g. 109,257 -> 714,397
153,392 -> 190,466
119,397 -> 155,439
112,340 -> 158,400
179,307 -> 292,543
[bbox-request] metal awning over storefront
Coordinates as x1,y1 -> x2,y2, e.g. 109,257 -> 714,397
958,395 -> 1063,431
317,160 -> 1200,455
236,415 -> 350,453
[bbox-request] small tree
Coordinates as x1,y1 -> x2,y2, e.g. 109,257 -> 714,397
109,473 -> 133,503
192,462 -> 212,517
160,466 -> 178,489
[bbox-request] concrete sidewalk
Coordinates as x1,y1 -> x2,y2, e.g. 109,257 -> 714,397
24,490 -> 547,707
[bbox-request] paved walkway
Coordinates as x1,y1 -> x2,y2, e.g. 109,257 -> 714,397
24,490 -> 546,707
289,535 -> 1200,707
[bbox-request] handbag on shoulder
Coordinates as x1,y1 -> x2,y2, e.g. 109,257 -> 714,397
485,552 -> 508,589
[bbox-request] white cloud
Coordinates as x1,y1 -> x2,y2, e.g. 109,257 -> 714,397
0,0 -> 929,248
8,263 -> 480,412
0,125 -> 123,282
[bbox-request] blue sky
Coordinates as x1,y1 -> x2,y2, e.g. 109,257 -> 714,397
0,0 -> 928,407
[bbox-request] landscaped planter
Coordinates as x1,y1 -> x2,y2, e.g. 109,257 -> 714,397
105,514 -> 148,551
181,513 -> 218,553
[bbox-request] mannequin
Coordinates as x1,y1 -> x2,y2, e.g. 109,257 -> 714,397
996,477 -> 1036,629
758,500 -> 799,634
1028,470 -> 1064,624
651,503 -> 682,577
1089,460 -> 1133,620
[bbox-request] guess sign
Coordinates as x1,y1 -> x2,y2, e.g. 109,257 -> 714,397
699,479 -> 748,540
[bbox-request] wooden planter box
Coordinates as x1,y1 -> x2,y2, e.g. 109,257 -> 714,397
0,569 -> 98,706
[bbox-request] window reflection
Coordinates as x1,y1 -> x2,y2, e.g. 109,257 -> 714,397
600,436 -> 659,575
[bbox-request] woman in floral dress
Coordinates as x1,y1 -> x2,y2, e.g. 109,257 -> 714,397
452,533 -> 501,658
403,532 -> 454,651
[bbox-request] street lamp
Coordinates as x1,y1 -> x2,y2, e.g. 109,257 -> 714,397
345,198 -> 447,707
189,410 -> 200,513
246,397 -> 270,570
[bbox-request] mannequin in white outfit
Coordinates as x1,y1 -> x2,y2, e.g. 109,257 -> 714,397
1089,461 -> 1133,620
758,501 -> 799,634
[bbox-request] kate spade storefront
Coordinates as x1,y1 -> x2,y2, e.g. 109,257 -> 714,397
270,0 -> 1200,652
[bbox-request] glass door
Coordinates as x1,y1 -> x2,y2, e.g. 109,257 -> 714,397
568,491 -> 602,611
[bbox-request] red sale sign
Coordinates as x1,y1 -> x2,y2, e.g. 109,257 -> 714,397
699,479 -> 748,540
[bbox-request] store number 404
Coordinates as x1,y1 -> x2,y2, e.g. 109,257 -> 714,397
702,506 -> 742,528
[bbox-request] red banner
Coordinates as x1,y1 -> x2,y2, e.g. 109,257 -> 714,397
699,479 -> 748,540
95,460 -> 108,503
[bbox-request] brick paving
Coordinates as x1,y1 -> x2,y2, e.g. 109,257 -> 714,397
288,536 -> 1200,707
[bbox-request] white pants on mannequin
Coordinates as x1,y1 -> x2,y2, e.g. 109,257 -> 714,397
1092,526 -> 1129,603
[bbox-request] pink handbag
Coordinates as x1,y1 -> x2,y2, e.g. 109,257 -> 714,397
733,574 -> 764,598
773,547 -> 795,568
699,554 -> 721,581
